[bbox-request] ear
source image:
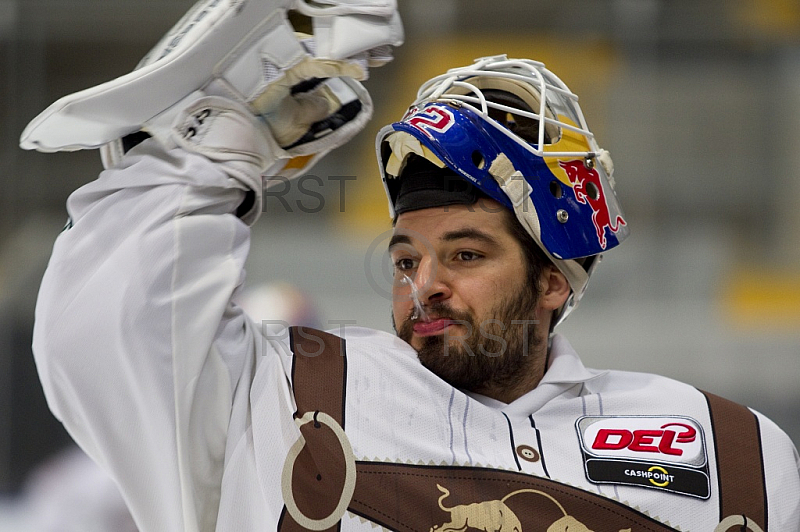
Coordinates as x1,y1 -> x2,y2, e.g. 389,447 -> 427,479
538,265 -> 571,311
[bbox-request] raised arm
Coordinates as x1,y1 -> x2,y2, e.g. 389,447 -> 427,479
33,130 -> 259,531
23,1 -> 402,529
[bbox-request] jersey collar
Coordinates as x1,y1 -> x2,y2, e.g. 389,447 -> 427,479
465,333 -> 607,414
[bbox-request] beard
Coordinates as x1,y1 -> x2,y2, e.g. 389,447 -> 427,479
395,286 -> 544,393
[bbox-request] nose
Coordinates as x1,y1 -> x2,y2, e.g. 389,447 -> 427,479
413,255 -> 451,304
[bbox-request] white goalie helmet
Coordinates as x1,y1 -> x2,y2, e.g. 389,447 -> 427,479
376,55 -> 629,325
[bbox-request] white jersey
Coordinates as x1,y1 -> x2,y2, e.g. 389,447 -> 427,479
33,140 -> 800,531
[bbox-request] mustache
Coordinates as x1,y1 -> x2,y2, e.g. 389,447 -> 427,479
405,302 -> 473,324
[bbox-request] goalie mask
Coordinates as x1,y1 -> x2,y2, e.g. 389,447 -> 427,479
375,55 -> 629,325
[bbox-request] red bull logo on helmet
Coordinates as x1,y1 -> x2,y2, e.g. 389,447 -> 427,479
559,159 -> 626,250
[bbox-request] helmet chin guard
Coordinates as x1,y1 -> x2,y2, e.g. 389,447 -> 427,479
376,55 -> 629,326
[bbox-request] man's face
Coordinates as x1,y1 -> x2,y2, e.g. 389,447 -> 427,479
389,199 -> 547,395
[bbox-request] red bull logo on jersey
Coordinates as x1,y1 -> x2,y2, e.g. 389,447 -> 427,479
559,159 -> 626,249
431,484 -> 610,532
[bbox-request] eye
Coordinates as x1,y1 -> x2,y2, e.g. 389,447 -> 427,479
394,257 -> 418,272
456,251 -> 482,262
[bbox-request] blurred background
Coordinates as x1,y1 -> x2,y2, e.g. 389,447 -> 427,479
1,0 -> 799,529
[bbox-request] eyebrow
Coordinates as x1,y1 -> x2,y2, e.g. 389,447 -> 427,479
388,234 -> 413,250
388,228 -> 500,251
440,228 -> 500,247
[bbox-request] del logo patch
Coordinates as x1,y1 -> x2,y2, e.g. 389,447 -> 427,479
576,416 -> 711,499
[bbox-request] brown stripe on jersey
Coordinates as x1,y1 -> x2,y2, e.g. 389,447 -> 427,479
280,327 -> 349,532
702,390 -> 767,530
290,326 -> 347,426
349,462 -> 679,532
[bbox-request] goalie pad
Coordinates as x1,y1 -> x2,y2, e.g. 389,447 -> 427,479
19,0 -> 403,177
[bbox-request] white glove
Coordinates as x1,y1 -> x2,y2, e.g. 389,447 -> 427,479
170,96 -> 281,225
19,0 -> 403,179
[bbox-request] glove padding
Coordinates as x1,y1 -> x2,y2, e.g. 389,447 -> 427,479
171,96 -> 279,225
19,0 -> 403,179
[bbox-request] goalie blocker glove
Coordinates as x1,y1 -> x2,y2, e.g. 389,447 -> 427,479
19,0 -> 403,180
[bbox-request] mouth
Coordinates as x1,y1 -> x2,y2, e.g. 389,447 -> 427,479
412,318 -> 456,337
